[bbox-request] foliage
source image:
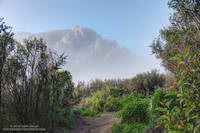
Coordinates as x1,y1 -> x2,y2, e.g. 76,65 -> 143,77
4,38 -> 68,129
110,87 -> 126,97
73,79 -> 125,100
120,94 -> 144,107
104,97 -> 122,112
151,89 -> 166,110
149,88 -> 177,131
53,70 -> 74,106
149,89 -> 166,128
0,17 -> 15,108
155,45 -> 200,132
150,0 -> 200,71
150,0 -> 200,132
54,106 -> 75,129
127,69 -> 165,95
117,95 -> 150,124
80,89 -> 109,112
74,70 -> 165,100
0,19 -> 74,132
78,108 -> 99,116
112,123 -> 148,133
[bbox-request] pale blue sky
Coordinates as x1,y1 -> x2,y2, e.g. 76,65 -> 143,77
0,0 -> 171,55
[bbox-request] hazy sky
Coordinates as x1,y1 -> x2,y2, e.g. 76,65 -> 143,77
0,0 -> 171,55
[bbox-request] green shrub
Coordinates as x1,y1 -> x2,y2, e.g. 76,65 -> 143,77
146,89 -> 166,130
150,88 -> 166,119
79,108 -> 99,116
64,111 -> 76,129
151,89 -> 166,109
126,69 -> 165,95
54,107 -> 75,129
118,98 -> 150,124
112,123 -> 148,133
104,97 -> 122,112
110,88 -> 125,97
150,0 -> 200,131
80,90 -> 109,112
120,94 -> 142,108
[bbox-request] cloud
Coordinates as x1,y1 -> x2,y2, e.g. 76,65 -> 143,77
14,26 -> 163,82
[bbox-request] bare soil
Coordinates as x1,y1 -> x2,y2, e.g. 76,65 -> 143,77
68,113 -> 116,133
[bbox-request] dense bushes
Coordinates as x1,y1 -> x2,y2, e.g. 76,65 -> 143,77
80,89 -> 109,112
107,94 -> 150,133
110,87 -> 126,97
128,69 -> 166,95
77,89 -> 168,133
80,87 -> 125,113
80,89 -> 146,114
112,123 -> 148,133
54,106 -> 75,129
118,96 -> 150,124
74,79 -> 125,99
153,46 -> 200,132
150,0 -> 200,132
0,19 -> 75,132
75,75 -> 171,133
150,89 -> 166,125
75,71 -> 167,133
104,97 -> 122,112
74,70 -> 166,100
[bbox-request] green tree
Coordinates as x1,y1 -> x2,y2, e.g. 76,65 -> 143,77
128,70 -> 165,95
150,0 -> 200,132
53,70 -> 74,106
150,0 -> 200,71
0,18 -> 15,107
2,37 -> 70,132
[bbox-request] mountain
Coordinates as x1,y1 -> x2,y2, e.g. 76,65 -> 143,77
14,26 -> 163,82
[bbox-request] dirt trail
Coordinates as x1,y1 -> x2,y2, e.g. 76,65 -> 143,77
68,113 -> 116,133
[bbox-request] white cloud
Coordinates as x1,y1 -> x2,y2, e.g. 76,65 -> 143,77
14,26 -> 164,82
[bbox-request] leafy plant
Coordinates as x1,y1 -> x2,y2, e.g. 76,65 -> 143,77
120,94 -> 143,107
104,97 -> 122,112
112,123 -> 148,133
126,70 -> 165,95
155,45 -> 200,132
118,96 -> 150,124
150,0 -> 200,132
110,88 -> 125,97
78,108 -> 100,116
80,89 -> 109,112
54,106 -> 75,129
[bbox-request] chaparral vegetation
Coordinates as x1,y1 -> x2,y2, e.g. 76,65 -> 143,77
1,0 -> 200,133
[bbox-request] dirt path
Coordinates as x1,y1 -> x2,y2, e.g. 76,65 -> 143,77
68,113 -> 116,133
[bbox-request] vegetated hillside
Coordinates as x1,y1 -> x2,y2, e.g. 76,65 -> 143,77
71,69 -> 168,133
0,18 -> 166,133
72,0 -> 200,132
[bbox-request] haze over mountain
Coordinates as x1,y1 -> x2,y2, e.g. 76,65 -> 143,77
14,26 -> 163,82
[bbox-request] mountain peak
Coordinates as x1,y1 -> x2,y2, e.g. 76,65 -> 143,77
14,27 -> 162,82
